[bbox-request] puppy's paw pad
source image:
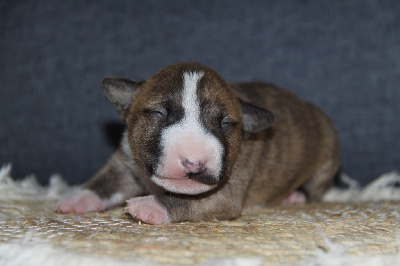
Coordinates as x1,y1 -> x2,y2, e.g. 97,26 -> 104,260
125,195 -> 170,225
282,191 -> 307,206
55,190 -> 103,215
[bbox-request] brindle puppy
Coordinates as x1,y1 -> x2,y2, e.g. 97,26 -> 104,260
56,62 -> 340,224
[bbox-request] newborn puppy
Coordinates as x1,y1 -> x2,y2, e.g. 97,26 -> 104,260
56,62 -> 340,224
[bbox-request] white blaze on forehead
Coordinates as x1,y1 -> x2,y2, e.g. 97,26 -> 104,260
151,71 -> 224,194
182,71 -> 204,123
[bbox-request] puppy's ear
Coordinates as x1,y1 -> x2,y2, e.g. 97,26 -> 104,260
102,77 -> 140,116
240,100 -> 275,133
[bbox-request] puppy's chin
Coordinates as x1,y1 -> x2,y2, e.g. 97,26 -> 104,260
150,175 -> 217,195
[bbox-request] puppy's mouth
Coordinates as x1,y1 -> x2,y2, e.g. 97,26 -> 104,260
150,174 -> 218,195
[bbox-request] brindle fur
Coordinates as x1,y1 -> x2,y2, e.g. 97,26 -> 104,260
83,63 -> 340,223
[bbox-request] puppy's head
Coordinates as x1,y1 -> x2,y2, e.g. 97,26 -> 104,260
102,62 -> 274,195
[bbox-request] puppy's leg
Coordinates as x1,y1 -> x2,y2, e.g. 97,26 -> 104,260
56,149 -> 145,215
300,158 -> 340,202
282,139 -> 340,206
124,181 -> 248,224
281,158 -> 339,206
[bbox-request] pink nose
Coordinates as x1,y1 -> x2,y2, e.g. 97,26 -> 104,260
181,159 -> 206,174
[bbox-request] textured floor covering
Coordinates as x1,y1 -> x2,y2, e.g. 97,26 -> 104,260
1,199 -> 400,265
1,166 -> 400,265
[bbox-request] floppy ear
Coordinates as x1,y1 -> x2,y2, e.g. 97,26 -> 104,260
102,77 -> 140,116
240,100 -> 275,133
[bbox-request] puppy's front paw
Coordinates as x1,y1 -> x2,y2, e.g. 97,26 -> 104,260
55,189 -> 103,215
124,195 -> 171,225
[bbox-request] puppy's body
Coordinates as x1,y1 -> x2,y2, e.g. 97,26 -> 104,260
56,62 -> 340,224
231,83 -> 340,207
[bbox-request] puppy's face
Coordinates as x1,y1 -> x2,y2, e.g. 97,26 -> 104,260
103,62 -> 274,195
126,64 -> 242,195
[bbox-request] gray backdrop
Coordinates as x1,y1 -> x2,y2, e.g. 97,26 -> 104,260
1,0 -> 399,186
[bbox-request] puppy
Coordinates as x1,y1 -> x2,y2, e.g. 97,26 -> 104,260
56,62 -> 340,224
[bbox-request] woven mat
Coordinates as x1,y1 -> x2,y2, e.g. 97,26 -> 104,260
1,198 -> 400,265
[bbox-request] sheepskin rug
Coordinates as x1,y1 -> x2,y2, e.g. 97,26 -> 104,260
1,164 -> 400,266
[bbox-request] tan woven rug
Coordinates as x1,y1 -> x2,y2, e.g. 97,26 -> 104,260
1,165 -> 400,266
